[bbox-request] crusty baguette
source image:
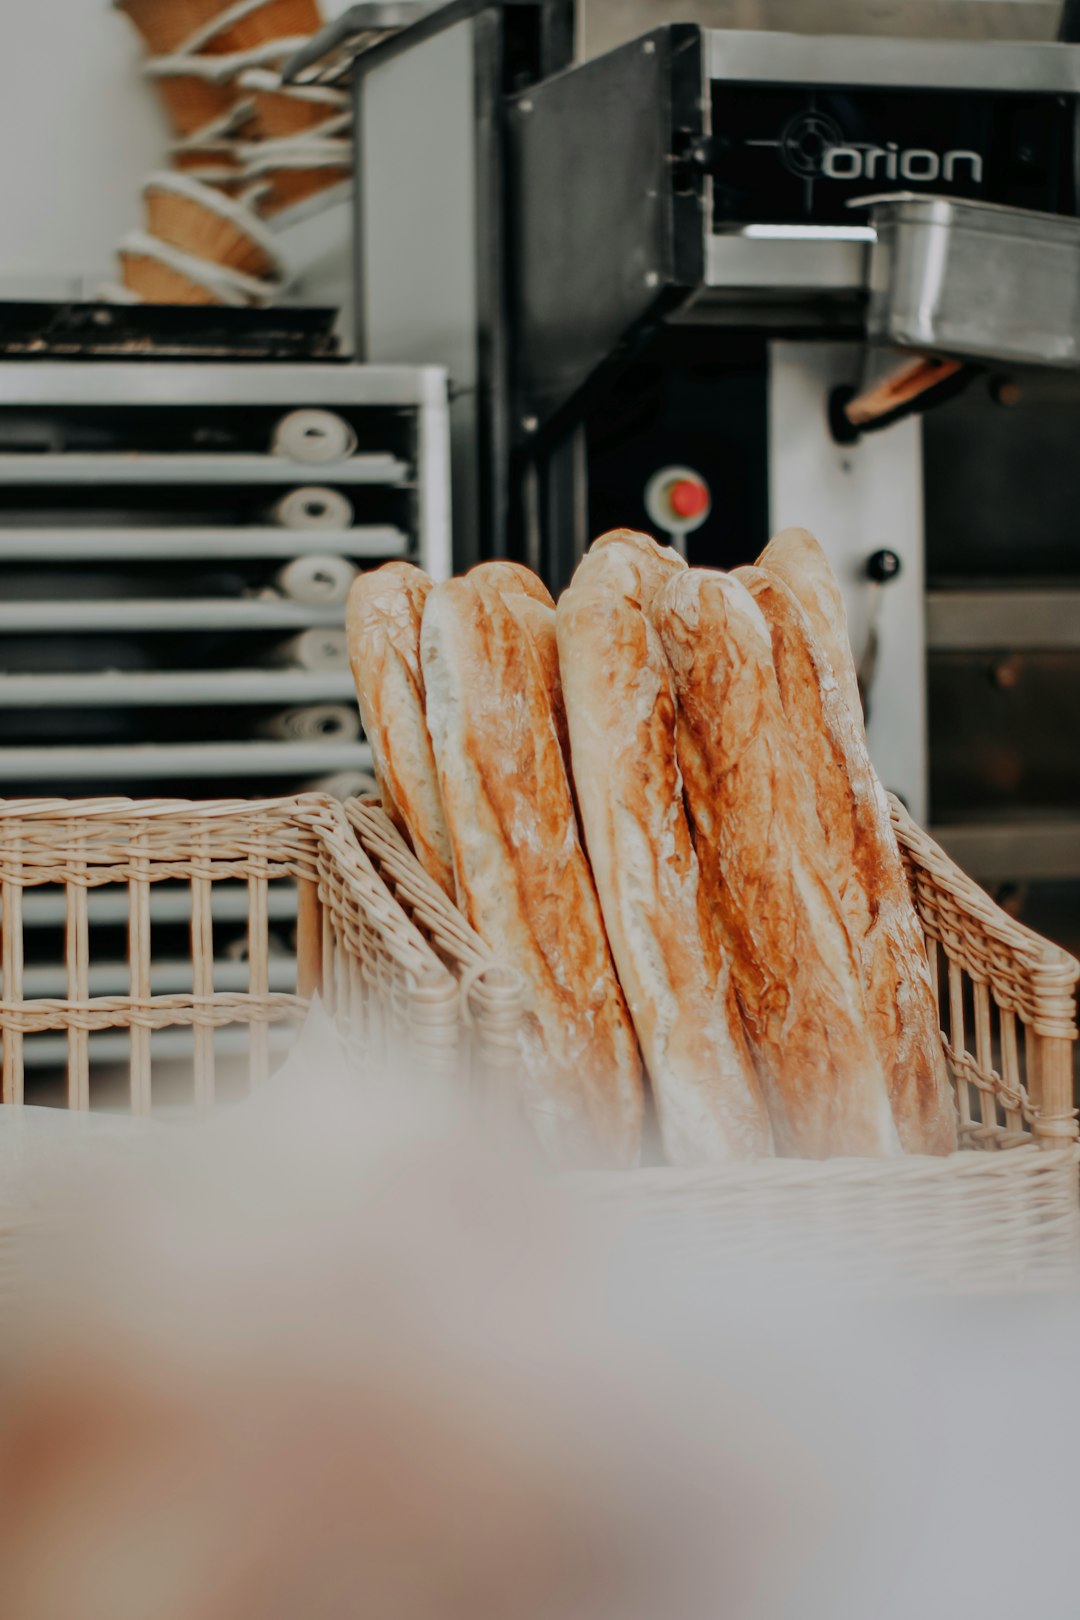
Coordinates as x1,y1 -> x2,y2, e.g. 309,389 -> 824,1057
758,527 -> 864,727
558,570 -> 771,1164
735,565 -> 955,1155
577,529 -> 687,608
466,559 -> 555,608
345,561 -> 455,898
466,564 -> 569,769
653,568 -> 898,1158
421,575 -> 644,1168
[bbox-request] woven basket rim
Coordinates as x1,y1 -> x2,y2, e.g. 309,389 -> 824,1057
120,230 -> 275,301
141,171 -> 286,280
889,795 -> 1080,983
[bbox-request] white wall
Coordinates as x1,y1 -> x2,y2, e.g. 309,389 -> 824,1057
0,3 -> 169,295
0,0 -> 355,312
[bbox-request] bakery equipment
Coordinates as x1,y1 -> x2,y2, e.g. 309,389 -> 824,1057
0,357 -> 450,804
295,9 -> 1080,892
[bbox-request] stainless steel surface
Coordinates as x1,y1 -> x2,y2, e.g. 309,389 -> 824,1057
702,230 -> 869,292
0,362 -> 448,409
0,671 -> 356,706
0,741 -> 373,782
865,194 -> 1080,366
705,28 -> 1080,89
359,21 -> 480,565
0,600 -> 345,631
769,340 -> 927,820
0,528 -> 409,562
0,453 -> 409,486
582,3 -> 1061,60
930,819 -> 1080,880
927,589 -> 1080,649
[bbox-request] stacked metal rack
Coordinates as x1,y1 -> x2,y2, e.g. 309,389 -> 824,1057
0,360 -> 449,1094
0,362 -> 450,798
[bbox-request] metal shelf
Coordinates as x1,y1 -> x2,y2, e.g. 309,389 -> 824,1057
0,599 -> 345,631
0,670 -> 357,706
0,740 -> 372,781
0,453 -> 409,486
0,362 -> 447,410
0,527 -> 410,561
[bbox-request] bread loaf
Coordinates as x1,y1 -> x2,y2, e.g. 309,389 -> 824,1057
558,560 -> 771,1164
465,563 -> 569,769
466,559 -> 554,608
345,562 -> 455,898
758,527 -> 864,727
578,530 -> 687,607
736,564 -> 955,1155
653,568 -> 898,1158
421,575 -> 644,1168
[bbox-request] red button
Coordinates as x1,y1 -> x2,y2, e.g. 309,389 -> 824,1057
668,477 -> 709,519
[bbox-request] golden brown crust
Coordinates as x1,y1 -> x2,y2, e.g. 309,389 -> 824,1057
505,595 -> 571,771
758,527 -> 865,727
466,559 -> 555,608
653,568 -> 897,1159
345,562 -> 455,898
558,577 -> 771,1163
421,575 -> 644,1168
736,565 -> 955,1155
578,531 -> 687,611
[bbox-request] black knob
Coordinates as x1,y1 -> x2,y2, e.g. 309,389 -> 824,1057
866,549 -> 901,584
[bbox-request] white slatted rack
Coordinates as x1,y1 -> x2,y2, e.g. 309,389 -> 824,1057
0,362 -> 450,1096
0,361 -> 450,795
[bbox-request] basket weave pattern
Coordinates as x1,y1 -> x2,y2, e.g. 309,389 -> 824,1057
1,793 -> 1077,1292
0,795 -> 490,1110
343,794 -> 1080,1293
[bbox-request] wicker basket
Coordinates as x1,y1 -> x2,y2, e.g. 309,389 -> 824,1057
342,795 -> 1080,1294
187,0 -> 322,55
0,795 -> 522,1113
114,0 -> 237,55
118,231 -> 269,306
242,139 -> 352,215
2,792 -> 1077,1294
142,172 -> 284,282
237,68 -> 349,138
142,54 -> 244,138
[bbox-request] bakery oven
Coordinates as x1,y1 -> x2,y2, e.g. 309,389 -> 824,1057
290,8 -> 1080,918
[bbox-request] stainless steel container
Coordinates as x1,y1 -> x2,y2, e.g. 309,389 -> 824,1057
863,193 -> 1080,367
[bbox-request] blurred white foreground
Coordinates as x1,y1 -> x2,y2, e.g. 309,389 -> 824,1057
0,1003 -> 1077,1620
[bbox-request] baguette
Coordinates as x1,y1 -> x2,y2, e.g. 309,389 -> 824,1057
558,563 -> 771,1163
345,562 -> 455,898
505,594 -> 572,771
758,527 -> 864,727
421,575 -> 644,1168
466,563 -> 570,769
653,568 -> 898,1158
577,529 -> 687,607
736,564 -> 955,1154
466,559 -> 554,608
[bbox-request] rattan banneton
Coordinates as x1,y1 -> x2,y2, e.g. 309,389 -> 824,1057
1,791 -> 1078,1292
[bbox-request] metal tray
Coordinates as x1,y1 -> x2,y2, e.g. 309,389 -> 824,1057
858,193 -> 1080,368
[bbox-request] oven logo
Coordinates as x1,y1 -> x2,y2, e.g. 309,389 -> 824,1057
765,110 -> 983,186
